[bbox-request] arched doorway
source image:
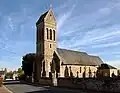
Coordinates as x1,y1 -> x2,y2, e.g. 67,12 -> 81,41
50,52 -> 60,78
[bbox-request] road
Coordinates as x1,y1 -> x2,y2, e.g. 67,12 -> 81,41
4,80 -> 98,93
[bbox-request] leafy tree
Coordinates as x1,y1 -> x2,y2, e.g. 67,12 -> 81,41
22,53 -> 36,77
4,68 -> 7,74
17,68 -> 24,77
18,68 -> 23,73
5,71 -> 13,79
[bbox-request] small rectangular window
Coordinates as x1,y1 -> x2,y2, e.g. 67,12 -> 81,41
50,44 -> 51,48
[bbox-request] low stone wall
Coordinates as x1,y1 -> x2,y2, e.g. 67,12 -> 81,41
26,77 -> 120,92
57,78 -> 120,92
57,78 -> 73,87
39,78 -> 52,86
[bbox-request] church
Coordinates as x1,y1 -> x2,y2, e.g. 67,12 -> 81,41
33,8 -> 117,82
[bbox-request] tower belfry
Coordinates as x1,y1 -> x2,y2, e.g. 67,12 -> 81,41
36,5 -> 57,78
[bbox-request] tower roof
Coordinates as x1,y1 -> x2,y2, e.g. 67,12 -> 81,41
36,10 -> 48,25
36,8 -> 56,26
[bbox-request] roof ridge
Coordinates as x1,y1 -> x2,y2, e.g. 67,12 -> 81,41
57,48 -> 88,54
89,55 -> 99,58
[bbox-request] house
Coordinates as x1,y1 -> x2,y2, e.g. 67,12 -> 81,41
0,71 -> 5,80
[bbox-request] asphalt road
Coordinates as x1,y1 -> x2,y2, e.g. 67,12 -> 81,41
4,80 -> 98,93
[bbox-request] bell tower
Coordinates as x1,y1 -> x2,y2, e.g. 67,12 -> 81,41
36,8 -> 57,77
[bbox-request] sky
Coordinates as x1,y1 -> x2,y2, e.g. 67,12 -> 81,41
0,0 -> 120,71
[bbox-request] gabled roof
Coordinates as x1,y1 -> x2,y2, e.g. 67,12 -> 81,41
57,48 -> 103,66
99,64 -> 117,69
36,8 -> 56,25
108,64 -> 117,69
36,11 -> 48,25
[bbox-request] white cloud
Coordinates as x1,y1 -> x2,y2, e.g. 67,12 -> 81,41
57,4 -> 76,31
1,0 -> 120,70
54,0 -> 70,11
91,41 -> 120,48
89,51 -> 120,57
59,23 -> 120,49
99,8 -> 111,15
89,30 -> 120,42
8,17 -> 14,31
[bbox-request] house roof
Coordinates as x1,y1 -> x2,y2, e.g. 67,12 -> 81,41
57,48 -> 103,66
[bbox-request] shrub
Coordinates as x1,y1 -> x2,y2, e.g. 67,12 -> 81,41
18,74 -> 26,80
0,79 -> 3,87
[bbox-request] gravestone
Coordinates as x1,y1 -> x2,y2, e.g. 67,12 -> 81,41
52,72 -> 57,86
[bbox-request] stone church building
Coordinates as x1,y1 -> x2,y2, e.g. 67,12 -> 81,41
33,8 -> 117,82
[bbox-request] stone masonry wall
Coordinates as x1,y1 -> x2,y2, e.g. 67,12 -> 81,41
60,65 -> 97,78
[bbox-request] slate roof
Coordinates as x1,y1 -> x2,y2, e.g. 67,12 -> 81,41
36,11 -> 48,25
57,48 -> 103,66
99,64 -> 117,69
108,64 -> 117,69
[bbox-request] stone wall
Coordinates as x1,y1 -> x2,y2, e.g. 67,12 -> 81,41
57,77 -> 120,92
110,69 -> 118,77
39,78 -> 52,86
60,65 -> 97,78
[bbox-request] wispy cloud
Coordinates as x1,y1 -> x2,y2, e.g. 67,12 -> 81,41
55,0 -> 120,67
0,0 -> 120,69
57,5 -> 76,31
91,41 -> 120,48
8,17 -> 14,31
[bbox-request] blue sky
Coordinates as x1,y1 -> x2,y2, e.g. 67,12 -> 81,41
0,0 -> 120,71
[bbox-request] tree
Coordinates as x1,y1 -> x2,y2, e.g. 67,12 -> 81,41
18,68 -> 23,74
4,68 -> 7,74
22,53 -> 36,77
6,71 -> 13,79
17,68 -> 24,77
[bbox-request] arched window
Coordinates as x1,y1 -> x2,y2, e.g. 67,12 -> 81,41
50,29 -> 52,40
46,28 -> 49,39
53,30 -> 55,41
